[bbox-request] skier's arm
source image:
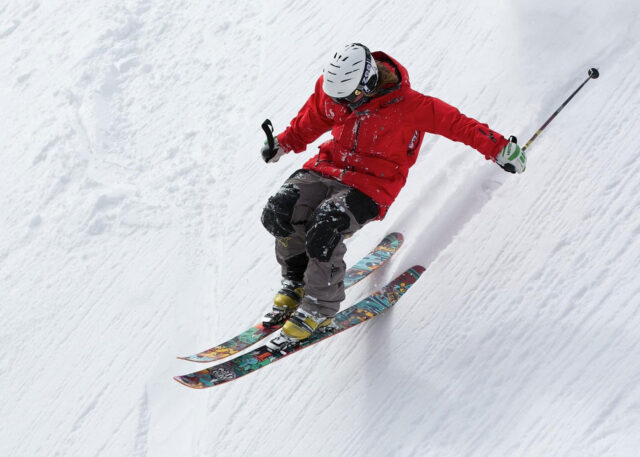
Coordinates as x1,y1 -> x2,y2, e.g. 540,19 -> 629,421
404,92 -> 508,160
276,77 -> 335,154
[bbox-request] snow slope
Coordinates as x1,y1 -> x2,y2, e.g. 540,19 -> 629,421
2,1 -> 640,456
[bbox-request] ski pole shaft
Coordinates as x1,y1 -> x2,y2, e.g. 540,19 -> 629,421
521,68 -> 599,152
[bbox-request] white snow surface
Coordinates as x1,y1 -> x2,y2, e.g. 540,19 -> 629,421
2,1 -> 640,456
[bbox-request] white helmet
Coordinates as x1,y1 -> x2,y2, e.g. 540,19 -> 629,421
322,43 -> 379,100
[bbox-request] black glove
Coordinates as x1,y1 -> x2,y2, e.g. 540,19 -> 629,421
261,138 -> 287,163
261,119 -> 287,163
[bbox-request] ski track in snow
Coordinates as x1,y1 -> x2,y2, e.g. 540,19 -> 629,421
1,1 -> 640,456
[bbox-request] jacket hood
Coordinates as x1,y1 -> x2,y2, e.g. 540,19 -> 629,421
352,51 -> 411,110
372,51 -> 411,89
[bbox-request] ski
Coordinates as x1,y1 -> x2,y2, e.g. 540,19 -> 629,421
174,265 -> 424,389
178,232 -> 404,363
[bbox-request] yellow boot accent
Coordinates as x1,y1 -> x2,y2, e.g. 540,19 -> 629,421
282,319 -> 312,340
282,312 -> 333,341
273,286 -> 304,311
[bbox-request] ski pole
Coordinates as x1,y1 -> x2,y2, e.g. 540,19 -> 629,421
519,68 -> 600,152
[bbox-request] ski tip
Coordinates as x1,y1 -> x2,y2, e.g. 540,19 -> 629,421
173,375 -> 189,387
177,355 -> 217,363
176,354 -> 194,361
176,355 -> 202,362
410,265 -> 426,275
174,375 -> 203,389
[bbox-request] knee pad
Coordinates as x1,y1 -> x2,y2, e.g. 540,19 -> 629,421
305,200 -> 351,262
261,184 -> 300,238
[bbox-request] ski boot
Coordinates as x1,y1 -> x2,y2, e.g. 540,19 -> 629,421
266,307 -> 335,354
262,279 -> 305,327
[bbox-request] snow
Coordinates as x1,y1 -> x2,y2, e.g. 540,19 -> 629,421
1,1 -> 640,456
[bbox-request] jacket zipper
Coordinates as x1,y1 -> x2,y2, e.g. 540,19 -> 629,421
351,119 -> 362,155
340,119 -> 362,178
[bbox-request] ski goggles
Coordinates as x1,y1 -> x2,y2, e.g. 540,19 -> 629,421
331,88 -> 365,105
330,76 -> 378,105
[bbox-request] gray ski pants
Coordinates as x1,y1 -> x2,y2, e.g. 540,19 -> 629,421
261,170 -> 380,316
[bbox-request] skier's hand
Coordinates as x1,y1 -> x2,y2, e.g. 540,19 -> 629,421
261,138 -> 287,163
495,136 -> 526,173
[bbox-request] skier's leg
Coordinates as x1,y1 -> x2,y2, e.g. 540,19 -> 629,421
261,170 -> 331,325
301,186 -> 380,317
269,183 -> 379,345
261,170 -> 329,282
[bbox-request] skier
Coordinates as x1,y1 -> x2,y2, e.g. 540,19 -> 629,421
260,43 -> 526,351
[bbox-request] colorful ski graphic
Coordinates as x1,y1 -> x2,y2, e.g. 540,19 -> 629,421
178,233 -> 404,363
174,265 -> 424,389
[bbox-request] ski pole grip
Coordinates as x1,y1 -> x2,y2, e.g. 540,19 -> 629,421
261,119 -> 276,162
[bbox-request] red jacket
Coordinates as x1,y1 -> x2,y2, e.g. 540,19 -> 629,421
277,51 -> 508,218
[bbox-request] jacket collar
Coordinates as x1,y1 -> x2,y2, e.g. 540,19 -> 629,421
348,51 -> 410,112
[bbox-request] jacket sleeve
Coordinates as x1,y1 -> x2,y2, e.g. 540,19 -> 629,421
276,77 -> 335,154
403,91 -> 508,160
